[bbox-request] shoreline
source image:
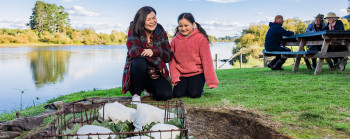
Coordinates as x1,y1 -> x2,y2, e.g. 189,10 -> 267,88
0,43 -> 126,47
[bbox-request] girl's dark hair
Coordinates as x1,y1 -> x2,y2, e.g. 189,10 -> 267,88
174,13 -> 210,42
130,6 -> 156,36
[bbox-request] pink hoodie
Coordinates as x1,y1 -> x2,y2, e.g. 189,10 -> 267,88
169,28 -> 219,88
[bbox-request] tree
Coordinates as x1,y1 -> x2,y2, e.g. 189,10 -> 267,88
27,1 -> 70,34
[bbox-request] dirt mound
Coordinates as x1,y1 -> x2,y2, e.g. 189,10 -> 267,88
186,106 -> 292,139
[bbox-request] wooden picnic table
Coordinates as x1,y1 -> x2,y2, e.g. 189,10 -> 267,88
282,30 -> 350,75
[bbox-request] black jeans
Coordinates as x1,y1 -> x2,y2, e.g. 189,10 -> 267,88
130,57 -> 173,101
268,46 -> 291,67
173,73 -> 205,98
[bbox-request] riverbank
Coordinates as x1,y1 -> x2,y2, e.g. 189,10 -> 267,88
1,66 -> 350,138
0,42 -> 125,47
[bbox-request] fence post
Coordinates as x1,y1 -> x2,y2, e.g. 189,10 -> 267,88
240,52 -> 242,68
215,54 -> 218,70
263,55 -> 267,67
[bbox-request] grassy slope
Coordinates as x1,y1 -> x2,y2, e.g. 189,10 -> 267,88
1,65 -> 349,138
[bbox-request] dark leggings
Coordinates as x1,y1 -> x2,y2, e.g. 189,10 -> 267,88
130,57 -> 173,101
173,73 -> 205,98
268,46 -> 291,66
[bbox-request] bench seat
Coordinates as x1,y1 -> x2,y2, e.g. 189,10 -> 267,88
262,50 -> 318,58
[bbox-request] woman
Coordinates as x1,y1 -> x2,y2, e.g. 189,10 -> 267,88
324,12 -> 347,71
170,13 -> 218,98
122,6 -> 173,101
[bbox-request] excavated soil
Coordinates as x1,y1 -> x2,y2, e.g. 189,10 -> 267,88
186,106 -> 292,139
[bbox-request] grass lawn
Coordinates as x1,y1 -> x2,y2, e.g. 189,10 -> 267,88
1,65 -> 349,138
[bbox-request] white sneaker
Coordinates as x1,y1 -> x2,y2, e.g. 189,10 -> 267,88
132,94 -> 141,104
144,90 -> 151,96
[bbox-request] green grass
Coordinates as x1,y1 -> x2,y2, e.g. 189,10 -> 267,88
196,65 -> 350,138
1,65 -> 350,138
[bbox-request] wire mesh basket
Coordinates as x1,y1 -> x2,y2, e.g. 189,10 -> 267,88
43,99 -> 188,139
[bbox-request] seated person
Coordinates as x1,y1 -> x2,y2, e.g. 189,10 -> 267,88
324,12 -> 348,71
305,13 -> 327,69
264,15 -> 294,70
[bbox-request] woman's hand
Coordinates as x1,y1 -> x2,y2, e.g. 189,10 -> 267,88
141,49 -> 153,57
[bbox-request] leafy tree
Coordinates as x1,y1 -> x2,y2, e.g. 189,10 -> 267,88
27,1 -> 70,34
111,30 -> 127,44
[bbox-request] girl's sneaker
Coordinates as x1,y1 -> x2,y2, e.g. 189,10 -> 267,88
132,94 -> 141,104
144,90 -> 151,96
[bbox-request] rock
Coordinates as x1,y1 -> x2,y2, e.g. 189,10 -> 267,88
53,101 -> 65,111
0,131 -> 21,139
0,110 -> 55,139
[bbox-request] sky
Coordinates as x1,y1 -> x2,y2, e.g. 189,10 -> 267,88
0,0 -> 348,37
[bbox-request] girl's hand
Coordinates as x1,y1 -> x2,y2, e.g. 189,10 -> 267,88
141,49 -> 153,57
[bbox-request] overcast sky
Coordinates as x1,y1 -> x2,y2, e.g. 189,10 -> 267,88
0,0 -> 348,37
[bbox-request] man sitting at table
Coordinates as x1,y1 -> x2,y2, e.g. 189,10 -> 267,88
264,15 -> 294,70
324,12 -> 348,71
305,13 -> 327,69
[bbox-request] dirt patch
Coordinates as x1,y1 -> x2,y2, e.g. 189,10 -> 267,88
186,106 -> 292,139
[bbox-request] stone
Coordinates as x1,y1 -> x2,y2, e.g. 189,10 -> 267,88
0,131 -> 21,139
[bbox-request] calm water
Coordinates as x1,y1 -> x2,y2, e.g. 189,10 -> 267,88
0,42 -> 235,113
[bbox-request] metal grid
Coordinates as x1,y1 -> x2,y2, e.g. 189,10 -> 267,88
43,99 -> 188,139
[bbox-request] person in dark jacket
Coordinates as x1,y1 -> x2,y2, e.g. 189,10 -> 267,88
122,6 -> 174,101
264,15 -> 294,70
324,12 -> 347,71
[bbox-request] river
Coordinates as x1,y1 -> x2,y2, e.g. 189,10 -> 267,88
0,42 -> 235,113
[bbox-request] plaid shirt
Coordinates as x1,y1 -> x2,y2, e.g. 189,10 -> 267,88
122,24 -> 173,94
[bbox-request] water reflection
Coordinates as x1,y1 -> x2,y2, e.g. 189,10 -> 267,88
28,50 -> 71,87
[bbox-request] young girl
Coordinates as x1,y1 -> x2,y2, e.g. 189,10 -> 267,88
169,13 -> 218,98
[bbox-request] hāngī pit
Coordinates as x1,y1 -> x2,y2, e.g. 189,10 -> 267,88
186,106 -> 292,139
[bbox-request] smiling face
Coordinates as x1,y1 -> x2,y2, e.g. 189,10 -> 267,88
327,18 -> 335,24
144,12 -> 157,31
178,18 -> 196,36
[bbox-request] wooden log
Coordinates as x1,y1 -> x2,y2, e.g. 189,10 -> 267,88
304,52 -> 350,58
287,40 -> 346,46
314,39 -> 331,75
315,58 -> 325,75
215,54 -> 218,70
293,38 -> 306,72
240,53 -> 242,68
322,34 -> 350,39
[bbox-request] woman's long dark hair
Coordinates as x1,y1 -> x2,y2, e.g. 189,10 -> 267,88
130,6 -> 156,37
174,13 -> 210,43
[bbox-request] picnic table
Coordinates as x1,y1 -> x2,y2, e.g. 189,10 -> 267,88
282,30 -> 350,75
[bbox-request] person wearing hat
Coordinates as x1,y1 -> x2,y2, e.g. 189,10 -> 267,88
305,14 -> 327,69
264,15 -> 294,70
306,14 -> 327,33
324,12 -> 347,71
324,12 -> 344,31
